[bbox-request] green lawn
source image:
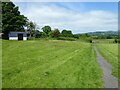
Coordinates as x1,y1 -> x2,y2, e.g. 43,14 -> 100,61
93,39 -> 114,43
2,40 -> 103,88
96,43 -> 118,78
0,39 -> 2,89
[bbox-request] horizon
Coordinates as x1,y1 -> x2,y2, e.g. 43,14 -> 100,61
75,30 -> 118,34
12,1 -> 118,34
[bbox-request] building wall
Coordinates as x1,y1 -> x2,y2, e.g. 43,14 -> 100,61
9,37 -> 18,40
23,37 -> 27,40
9,37 -> 27,40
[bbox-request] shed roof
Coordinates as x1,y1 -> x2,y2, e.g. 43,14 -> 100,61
9,32 -> 28,37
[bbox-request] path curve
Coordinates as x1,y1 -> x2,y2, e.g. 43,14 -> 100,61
93,46 -> 118,88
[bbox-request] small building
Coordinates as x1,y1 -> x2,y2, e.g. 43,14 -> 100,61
0,33 -> 3,39
9,32 -> 28,40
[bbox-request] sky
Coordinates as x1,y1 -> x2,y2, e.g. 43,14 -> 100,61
12,1 -> 118,34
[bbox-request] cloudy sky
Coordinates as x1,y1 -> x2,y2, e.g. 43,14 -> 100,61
12,1 -> 118,34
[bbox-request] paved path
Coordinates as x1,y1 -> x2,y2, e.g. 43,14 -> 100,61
93,46 -> 118,88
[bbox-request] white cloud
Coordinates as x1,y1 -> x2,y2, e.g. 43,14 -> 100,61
18,3 -> 118,34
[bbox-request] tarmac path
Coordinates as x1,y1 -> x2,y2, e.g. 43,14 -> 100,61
93,46 -> 118,88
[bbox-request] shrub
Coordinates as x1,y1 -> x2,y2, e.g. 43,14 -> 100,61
90,40 -> 92,43
114,39 -> 117,43
73,35 -> 79,39
86,38 -> 92,43
117,39 -> 120,43
57,37 -> 76,41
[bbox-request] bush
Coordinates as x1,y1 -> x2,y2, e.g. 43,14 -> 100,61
113,39 -> 120,43
86,38 -> 92,43
90,40 -> 92,43
117,39 -> 120,43
73,35 -> 79,39
57,37 -> 76,41
114,39 -> 117,43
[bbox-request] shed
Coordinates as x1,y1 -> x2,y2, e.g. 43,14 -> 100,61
9,32 -> 28,40
0,33 -> 3,39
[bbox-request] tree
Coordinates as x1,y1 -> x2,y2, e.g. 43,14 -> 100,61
26,21 -> 35,37
42,26 -> 51,37
48,30 -> 54,37
80,34 -> 90,38
61,30 -> 67,35
41,32 -> 47,38
2,1 -> 28,39
35,30 -> 40,38
52,29 -> 60,38
61,29 -> 73,37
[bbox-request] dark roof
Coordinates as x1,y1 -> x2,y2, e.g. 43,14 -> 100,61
9,31 -> 28,34
9,32 -> 28,37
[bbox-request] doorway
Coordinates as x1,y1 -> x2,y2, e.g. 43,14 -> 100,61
18,34 -> 23,40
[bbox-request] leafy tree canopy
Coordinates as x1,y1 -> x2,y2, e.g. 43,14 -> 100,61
2,1 -> 28,39
52,29 -> 60,38
42,26 -> 51,36
61,29 -> 73,37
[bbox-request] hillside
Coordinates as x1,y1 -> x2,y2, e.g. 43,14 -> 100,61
76,31 -> 118,39
87,31 -> 118,36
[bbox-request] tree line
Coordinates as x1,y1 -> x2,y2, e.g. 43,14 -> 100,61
2,1 -> 118,43
1,1 -> 79,40
34,26 -> 79,39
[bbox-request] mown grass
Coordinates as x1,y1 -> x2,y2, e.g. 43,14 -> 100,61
96,44 -> 118,79
93,39 -> 115,43
2,40 -> 103,88
0,39 -> 2,89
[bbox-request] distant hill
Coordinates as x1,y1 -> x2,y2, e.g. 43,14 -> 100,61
87,31 -> 118,36
75,31 -> 118,39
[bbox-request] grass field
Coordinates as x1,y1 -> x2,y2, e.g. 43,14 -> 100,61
96,43 -> 118,78
2,40 -> 103,88
0,40 -> 2,89
93,39 -> 115,43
